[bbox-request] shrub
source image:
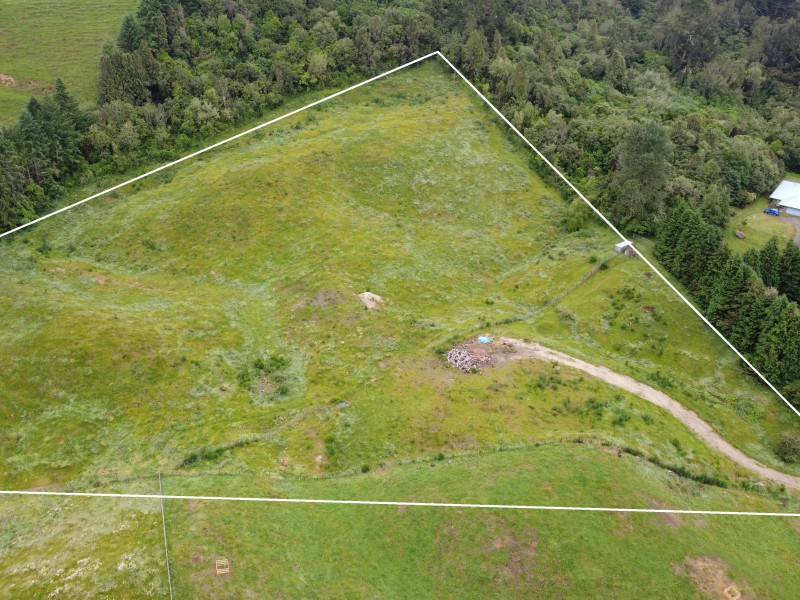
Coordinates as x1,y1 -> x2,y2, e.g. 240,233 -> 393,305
775,432 -> 800,463
361,464 -> 371,473
612,410 -> 631,426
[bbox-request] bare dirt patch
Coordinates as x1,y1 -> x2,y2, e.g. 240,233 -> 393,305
649,498 -> 683,530
676,556 -> 752,600
293,288 -> 343,309
484,517 -> 539,585
0,73 -> 16,86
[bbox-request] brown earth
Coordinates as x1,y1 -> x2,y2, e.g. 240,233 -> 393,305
676,556 -> 751,599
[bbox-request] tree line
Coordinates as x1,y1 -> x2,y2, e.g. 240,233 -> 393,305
656,200 -> 800,403
1,0 -> 800,401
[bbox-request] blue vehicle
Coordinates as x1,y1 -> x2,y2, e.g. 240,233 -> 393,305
764,208 -> 780,216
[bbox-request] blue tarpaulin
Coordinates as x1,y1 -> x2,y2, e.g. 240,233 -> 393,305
477,335 -> 492,344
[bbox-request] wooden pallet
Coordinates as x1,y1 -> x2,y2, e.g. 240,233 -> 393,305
215,558 -> 230,576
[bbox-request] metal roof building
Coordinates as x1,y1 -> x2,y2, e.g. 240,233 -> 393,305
770,180 -> 800,216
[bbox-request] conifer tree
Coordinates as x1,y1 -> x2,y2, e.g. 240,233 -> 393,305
730,281 -> 773,353
54,78 -> 90,130
743,247 -> 761,277
655,199 -> 690,271
707,252 -> 753,333
15,108 -> 49,182
695,243 -> 731,309
606,49 -> 627,90
755,295 -> 800,384
615,120 -> 672,234
760,236 -> 782,288
118,15 -> 144,52
780,241 -> 800,301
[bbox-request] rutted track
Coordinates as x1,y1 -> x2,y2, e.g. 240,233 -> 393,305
498,337 -> 800,492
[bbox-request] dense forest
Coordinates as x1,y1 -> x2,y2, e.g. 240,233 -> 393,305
2,0 -> 800,401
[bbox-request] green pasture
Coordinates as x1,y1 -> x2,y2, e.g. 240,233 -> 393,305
0,0 -> 137,122
1,59 -> 799,597
726,198 -> 796,253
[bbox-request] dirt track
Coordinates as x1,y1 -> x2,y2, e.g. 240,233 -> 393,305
498,337 -> 800,492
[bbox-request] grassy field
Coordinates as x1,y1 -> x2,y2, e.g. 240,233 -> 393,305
1,59 -> 799,596
160,446 -> 800,599
0,0 -> 137,122
726,198 -> 796,252
725,170 -> 800,252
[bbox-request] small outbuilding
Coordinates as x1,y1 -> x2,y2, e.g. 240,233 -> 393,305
769,180 -> 800,216
615,240 -> 633,254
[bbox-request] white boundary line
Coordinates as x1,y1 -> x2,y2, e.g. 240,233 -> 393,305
0,490 -> 797,518
0,52 -> 798,519
158,470 -> 173,600
433,51 -> 800,419
2,50 -> 794,418
0,51 -> 439,240
0,49 -> 795,418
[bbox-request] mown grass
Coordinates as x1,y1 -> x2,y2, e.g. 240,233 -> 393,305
0,0 -> 137,122
161,445 -> 800,599
726,197 -> 796,252
1,59 -> 799,595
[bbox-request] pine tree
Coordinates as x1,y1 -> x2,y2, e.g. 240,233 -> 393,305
706,252 -> 753,334
780,241 -> 800,301
510,61 -> 529,102
755,295 -> 800,384
730,281 -> 773,354
695,243 -> 731,309
743,247 -> 761,277
760,236 -> 782,288
614,120 -> 672,234
15,108 -> 49,183
118,15 -> 144,52
655,199 -> 690,272
151,11 -> 169,51
54,78 -> 90,130
0,133 -> 35,230
462,29 -> 488,78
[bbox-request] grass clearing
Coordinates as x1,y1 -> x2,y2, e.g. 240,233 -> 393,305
1,58 -> 799,595
726,198 -> 795,252
161,445 -> 800,599
0,0 -> 137,122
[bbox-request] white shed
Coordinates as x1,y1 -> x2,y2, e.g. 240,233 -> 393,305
615,240 -> 633,253
769,180 -> 800,217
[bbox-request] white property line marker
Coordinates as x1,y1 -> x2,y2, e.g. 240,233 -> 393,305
3,50 -> 790,420
0,50 -> 795,420
158,470 -> 173,600
434,51 -> 800,420
0,51 -> 796,517
0,490 -> 797,518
